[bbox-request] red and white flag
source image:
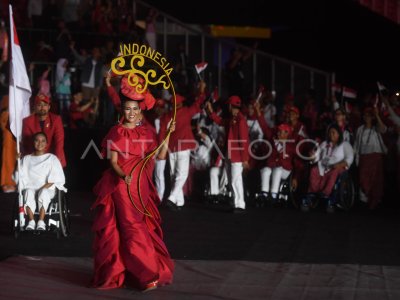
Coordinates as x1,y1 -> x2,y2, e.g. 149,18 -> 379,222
195,61 -> 208,74
331,83 -> 342,94
342,87 -> 357,99
9,5 -> 31,142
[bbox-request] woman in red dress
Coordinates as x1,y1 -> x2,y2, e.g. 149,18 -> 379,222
91,76 -> 175,292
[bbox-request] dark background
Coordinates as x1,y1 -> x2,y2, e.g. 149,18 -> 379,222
148,0 -> 400,93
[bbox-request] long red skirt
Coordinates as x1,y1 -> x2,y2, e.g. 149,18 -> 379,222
91,158 -> 174,290
359,153 -> 384,210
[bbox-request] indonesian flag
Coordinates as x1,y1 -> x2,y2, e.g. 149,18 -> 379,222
9,5 -> 31,142
211,86 -> 219,103
331,83 -> 342,94
377,81 -> 387,92
342,87 -> 357,99
195,61 -> 208,74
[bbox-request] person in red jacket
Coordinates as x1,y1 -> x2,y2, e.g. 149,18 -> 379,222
22,94 -> 66,167
158,81 -> 207,210
206,95 -> 249,213
259,123 -> 295,203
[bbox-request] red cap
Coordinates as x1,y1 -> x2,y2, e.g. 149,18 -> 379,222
175,94 -> 186,104
35,93 -> 50,104
228,95 -> 241,107
289,106 -> 300,115
278,123 -> 292,134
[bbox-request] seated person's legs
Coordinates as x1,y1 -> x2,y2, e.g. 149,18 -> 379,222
302,166 -> 322,209
209,167 -> 222,196
270,167 -> 290,200
260,167 -> 272,196
24,189 -> 37,230
36,188 -> 56,230
320,168 -> 343,198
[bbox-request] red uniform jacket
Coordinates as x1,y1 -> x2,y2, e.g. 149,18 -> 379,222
210,111 -> 249,163
22,113 -> 66,167
266,140 -> 295,171
158,93 -> 206,153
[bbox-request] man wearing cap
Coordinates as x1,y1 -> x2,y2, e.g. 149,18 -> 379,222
159,81 -> 207,210
206,95 -> 249,213
22,94 -> 66,167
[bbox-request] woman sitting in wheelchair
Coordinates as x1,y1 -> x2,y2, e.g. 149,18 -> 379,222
19,132 -> 66,230
302,123 -> 354,212
259,123 -> 295,203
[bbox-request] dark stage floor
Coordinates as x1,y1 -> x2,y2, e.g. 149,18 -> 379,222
0,191 -> 399,299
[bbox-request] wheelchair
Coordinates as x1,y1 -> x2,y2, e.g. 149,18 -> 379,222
203,181 -> 233,206
13,188 -> 70,239
300,170 -> 355,212
254,172 -> 299,208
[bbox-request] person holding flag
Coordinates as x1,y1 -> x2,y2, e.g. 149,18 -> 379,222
206,95 -> 250,213
8,5 -> 32,228
354,106 -> 387,210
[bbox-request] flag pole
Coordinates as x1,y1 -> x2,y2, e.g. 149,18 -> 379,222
9,4 -> 25,228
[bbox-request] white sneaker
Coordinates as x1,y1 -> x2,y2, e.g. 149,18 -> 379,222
36,220 -> 46,231
26,220 -> 36,230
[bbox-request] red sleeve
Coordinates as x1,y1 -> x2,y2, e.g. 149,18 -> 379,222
188,93 -> 206,115
209,111 -> 223,126
53,115 -> 66,167
107,85 -> 121,113
257,113 -> 273,140
239,118 -> 250,162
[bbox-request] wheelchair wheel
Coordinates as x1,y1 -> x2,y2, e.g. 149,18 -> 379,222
58,191 -> 70,237
337,172 -> 355,211
279,175 -> 304,209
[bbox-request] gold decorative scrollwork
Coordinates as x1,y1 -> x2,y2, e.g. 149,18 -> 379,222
111,55 -> 171,93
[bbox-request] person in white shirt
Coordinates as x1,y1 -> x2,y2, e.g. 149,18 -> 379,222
302,123 -> 354,212
20,132 -> 66,231
354,107 -> 387,209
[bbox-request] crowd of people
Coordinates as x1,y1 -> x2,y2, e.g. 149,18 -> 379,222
148,84 -> 400,213
0,0 -> 399,294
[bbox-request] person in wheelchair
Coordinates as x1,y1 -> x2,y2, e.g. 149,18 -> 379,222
302,123 -> 354,213
258,123 -> 295,204
19,132 -> 66,230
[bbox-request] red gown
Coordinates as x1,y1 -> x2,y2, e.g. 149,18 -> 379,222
91,122 -> 174,290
